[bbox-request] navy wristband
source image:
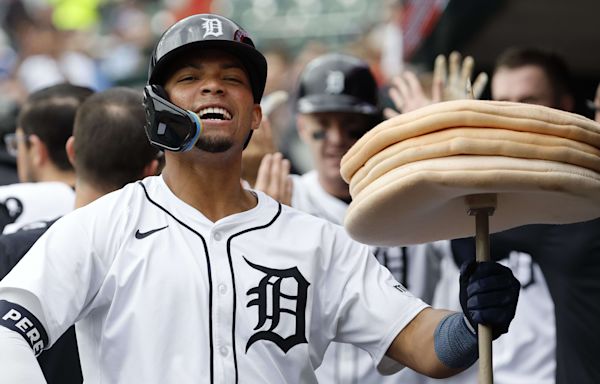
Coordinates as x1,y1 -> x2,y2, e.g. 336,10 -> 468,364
433,312 -> 478,369
0,300 -> 48,356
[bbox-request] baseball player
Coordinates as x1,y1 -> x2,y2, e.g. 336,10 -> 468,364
0,86 -> 160,384
287,52 -> 442,383
0,83 -> 94,233
0,14 -> 519,383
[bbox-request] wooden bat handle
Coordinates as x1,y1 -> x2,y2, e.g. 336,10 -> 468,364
466,193 -> 496,384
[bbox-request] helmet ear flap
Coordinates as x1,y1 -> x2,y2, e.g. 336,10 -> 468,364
143,85 -> 202,152
151,84 -> 169,100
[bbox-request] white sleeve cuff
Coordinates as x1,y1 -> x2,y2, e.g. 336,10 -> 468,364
0,327 -> 47,383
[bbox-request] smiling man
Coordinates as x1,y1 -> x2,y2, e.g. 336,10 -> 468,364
0,14 -> 519,384
293,54 -> 381,205
163,50 -> 260,156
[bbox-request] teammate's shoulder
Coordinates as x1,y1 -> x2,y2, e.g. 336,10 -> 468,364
63,177 -> 156,221
254,189 -> 314,218
0,181 -> 73,197
290,170 -> 318,188
277,194 -> 344,230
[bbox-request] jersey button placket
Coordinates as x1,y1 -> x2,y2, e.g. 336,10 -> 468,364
219,346 -> 229,357
210,227 -> 235,383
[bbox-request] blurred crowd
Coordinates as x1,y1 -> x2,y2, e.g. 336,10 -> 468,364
0,0 -> 162,183
1,0 -> 598,184
0,0 -> 437,183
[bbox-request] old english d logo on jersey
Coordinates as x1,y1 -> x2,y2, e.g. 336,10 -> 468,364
244,257 -> 310,353
201,18 -> 223,38
325,70 -> 345,94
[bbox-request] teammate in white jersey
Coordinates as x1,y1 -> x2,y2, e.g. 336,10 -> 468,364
0,83 -> 94,233
284,53 -> 439,383
0,14 -> 520,384
0,86 -> 161,384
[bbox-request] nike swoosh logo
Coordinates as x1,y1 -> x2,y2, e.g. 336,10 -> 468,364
135,225 -> 168,239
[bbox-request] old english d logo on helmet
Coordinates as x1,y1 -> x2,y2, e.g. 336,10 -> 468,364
201,17 -> 224,38
297,53 -> 379,116
325,71 -> 345,94
143,14 -> 267,152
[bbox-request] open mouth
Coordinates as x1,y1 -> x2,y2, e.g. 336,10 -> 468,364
197,107 -> 232,121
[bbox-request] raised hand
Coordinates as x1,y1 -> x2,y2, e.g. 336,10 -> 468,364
385,51 -> 488,118
253,152 -> 293,206
385,71 -> 431,118
435,51 -> 488,101
241,117 -> 278,187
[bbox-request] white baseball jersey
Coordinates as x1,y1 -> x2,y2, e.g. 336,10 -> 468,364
426,244 -> 555,384
291,170 -> 441,384
0,175 -> 429,384
0,181 -> 75,234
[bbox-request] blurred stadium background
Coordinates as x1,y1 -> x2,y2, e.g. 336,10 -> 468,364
0,0 -> 598,177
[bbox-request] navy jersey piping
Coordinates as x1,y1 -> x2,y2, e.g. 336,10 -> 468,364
401,246 -> 408,288
226,202 -> 282,384
138,182 -> 214,383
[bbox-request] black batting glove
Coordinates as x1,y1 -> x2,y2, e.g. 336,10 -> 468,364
459,260 -> 520,340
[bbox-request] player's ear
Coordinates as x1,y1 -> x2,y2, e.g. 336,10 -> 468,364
65,136 -> 76,167
28,134 -> 47,167
250,104 -> 263,131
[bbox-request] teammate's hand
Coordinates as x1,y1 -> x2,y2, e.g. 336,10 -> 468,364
384,51 -> 488,118
254,152 -> 293,206
384,71 -> 431,118
459,260 -> 520,340
435,51 -> 488,101
242,117 -> 278,186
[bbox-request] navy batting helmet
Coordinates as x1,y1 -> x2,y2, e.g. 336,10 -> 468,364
143,14 -> 267,152
296,53 -> 379,116
148,14 -> 267,103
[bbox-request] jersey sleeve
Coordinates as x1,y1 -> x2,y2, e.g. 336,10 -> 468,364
321,226 -> 429,373
0,193 -> 127,348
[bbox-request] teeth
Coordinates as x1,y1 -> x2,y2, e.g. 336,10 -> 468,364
198,107 -> 232,120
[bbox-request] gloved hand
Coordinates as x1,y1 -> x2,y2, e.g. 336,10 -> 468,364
459,260 -> 520,340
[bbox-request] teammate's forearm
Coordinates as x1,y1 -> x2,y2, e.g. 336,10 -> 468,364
0,327 -> 47,383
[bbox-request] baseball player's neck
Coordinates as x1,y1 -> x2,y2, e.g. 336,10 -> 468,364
162,155 -> 257,222
72,179 -> 114,209
33,165 -> 75,189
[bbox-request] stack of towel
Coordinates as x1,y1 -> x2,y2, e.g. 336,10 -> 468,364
340,100 -> 600,246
